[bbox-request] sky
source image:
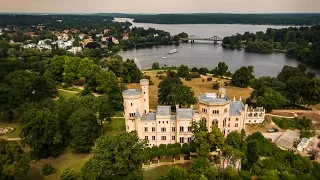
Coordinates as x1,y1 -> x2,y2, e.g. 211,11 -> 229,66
0,0 -> 320,14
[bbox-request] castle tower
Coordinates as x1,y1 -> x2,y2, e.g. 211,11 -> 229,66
140,79 -> 150,114
219,87 -> 226,98
122,89 -> 143,132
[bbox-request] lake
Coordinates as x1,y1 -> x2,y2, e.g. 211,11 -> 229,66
115,18 -> 320,77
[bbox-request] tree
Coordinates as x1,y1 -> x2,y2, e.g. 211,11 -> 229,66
158,77 -> 196,107
198,67 -> 209,75
256,87 -> 286,112
63,56 -> 81,82
216,62 -> 228,77
225,131 -> 244,150
80,131 -> 146,180
94,95 -> 115,122
122,59 -> 143,83
78,58 -> 99,83
246,140 -> 259,167
188,157 -> 218,180
20,108 -> 62,158
68,107 -> 101,153
161,166 -> 188,180
0,139 -> 30,178
152,62 -> 160,70
305,78 -> 320,107
106,56 -> 124,77
177,65 -> 189,78
232,66 -> 255,88
191,67 -> 199,72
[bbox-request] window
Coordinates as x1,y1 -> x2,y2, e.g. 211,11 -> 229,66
172,127 -> 176,132
224,108 -> 228,113
161,128 -> 166,132
152,127 -> 155,132
144,127 -> 148,132
145,136 -> 148,140
166,121 -> 168,124
236,118 -> 239,121
161,136 -> 166,140
228,123 -> 230,127
131,103 -> 132,106
213,110 -> 220,114
187,137 -> 192,143
229,118 -> 230,121
188,126 -> 191,132
180,126 -> 184,132
129,113 -> 136,117
152,136 -> 156,140
172,136 -> 176,140
180,137 -> 184,143
235,123 -> 239,127
144,99 -> 146,101
163,121 -> 164,124
159,121 -> 160,124
145,110 -> 146,113
144,92 -> 145,94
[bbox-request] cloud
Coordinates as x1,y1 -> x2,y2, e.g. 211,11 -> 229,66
0,0 -> 319,13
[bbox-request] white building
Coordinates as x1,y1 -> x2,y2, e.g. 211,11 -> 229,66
297,138 -> 310,152
123,79 -> 266,146
67,47 -> 82,54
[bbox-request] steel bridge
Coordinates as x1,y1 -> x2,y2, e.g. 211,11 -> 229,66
180,35 -> 223,44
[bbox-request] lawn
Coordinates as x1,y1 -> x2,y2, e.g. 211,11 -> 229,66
0,122 -> 21,139
58,89 -> 78,98
143,163 -> 190,180
104,118 -> 125,133
128,71 -> 253,110
22,148 -> 92,180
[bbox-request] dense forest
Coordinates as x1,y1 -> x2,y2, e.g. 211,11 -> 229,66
101,13 -> 320,25
223,25 -> 320,64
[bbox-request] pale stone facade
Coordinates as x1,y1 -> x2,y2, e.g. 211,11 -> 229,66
123,79 -> 265,146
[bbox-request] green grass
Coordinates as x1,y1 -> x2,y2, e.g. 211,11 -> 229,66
104,118 -> 125,133
22,148 -> 92,180
0,122 -> 21,139
58,90 -> 78,98
143,163 -> 190,180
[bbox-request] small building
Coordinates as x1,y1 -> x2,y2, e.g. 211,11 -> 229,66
78,34 -> 86,40
122,33 -> 129,40
67,47 -> 82,54
297,138 -> 310,152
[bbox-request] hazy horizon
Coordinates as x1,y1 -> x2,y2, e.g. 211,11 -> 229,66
1,0 -> 319,14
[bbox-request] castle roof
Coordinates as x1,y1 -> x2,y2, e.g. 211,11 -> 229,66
141,113 -> 156,120
122,89 -> 141,96
229,101 -> 244,116
156,106 -> 171,116
198,93 -> 229,104
177,108 -> 193,119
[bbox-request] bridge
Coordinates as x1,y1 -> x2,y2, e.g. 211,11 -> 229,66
180,35 -> 223,44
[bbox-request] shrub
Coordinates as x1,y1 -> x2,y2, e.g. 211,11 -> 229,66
60,168 -> 76,180
42,163 -> 56,176
207,77 -> 212,81
212,83 -> 220,89
156,75 -> 159,77
224,81 -> 230,86
202,79 -> 205,82
159,75 -> 164,80
185,76 -> 192,81
157,71 -> 164,74
199,67 -> 209,75
190,72 -> 201,78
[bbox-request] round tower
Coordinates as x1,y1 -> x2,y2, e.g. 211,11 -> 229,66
140,79 -> 149,114
122,89 -> 143,132
219,87 -> 226,98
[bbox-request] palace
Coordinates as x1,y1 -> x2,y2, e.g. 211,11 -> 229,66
123,79 -> 265,146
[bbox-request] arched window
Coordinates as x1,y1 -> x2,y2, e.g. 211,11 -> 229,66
201,117 -> 207,126
223,118 -> 227,127
212,119 -> 218,125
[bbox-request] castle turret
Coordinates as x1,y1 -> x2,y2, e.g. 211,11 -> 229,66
140,79 -> 150,114
123,89 -> 143,132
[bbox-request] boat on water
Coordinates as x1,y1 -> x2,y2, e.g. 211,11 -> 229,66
168,49 -> 178,54
162,56 -> 167,59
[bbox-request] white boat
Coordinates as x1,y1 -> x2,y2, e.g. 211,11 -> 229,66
169,49 -> 178,54
162,56 -> 167,59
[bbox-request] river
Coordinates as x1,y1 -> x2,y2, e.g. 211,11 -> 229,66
115,18 -> 320,77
